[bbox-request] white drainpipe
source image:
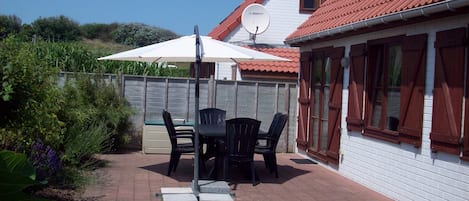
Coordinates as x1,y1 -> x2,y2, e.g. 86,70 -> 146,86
285,0 -> 469,45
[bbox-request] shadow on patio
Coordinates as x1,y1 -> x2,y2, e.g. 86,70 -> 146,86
81,151 -> 392,201
139,157 -> 311,186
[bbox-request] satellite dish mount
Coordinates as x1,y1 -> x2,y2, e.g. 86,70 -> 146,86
241,3 -> 270,44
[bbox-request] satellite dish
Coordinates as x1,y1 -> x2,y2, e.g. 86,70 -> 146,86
241,3 -> 270,35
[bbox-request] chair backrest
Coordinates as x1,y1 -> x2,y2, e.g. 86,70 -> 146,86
225,118 -> 261,160
162,110 -> 177,148
266,113 -> 288,149
200,108 -> 226,125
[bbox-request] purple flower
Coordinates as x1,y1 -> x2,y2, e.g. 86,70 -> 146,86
29,139 -> 62,181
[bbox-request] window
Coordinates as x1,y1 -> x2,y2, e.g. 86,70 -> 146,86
347,34 -> 427,146
300,0 -> 319,13
364,36 -> 403,142
369,44 -> 402,130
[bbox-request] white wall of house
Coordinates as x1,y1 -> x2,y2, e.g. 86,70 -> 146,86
298,14 -> 469,201
214,62 -> 235,80
216,0 -> 310,80
226,0 -> 310,46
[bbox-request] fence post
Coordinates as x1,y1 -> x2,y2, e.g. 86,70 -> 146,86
164,78 -> 169,110
208,75 -> 214,108
186,79 -> 190,121
275,83 -> 279,113
284,83 -> 291,153
234,81 -> 238,118
255,82 -> 259,119
213,78 -> 218,108
142,76 -> 148,123
120,73 -> 125,98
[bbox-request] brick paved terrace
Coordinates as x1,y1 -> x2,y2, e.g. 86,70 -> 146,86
81,151 -> 391,201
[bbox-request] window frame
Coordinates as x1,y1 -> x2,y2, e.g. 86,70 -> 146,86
363,35 -> 405,143
300,0 -> 320,13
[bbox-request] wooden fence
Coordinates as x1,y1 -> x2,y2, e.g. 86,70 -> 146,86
59,73 -> 298,152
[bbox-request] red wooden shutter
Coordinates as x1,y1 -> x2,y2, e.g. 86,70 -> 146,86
326,47 -> 345,164
430,28 -> 465,154
297,51 -> 312,151
463,25 -> 469,161
398,34 -> 427,147
346,44 -> 366,131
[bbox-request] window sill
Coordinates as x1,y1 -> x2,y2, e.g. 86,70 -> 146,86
299,9 -> 315,14
363,127 -> 399,144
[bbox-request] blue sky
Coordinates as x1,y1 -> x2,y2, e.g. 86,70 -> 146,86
0,0 -> 243,35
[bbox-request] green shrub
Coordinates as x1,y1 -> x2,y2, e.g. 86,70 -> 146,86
0,15 -> 22,41
62,122 -> 111,168
0,36 -> 135,191
0,36 -> 64,151
80,23 -> 119,42
31,15 -> 81,42
111,23 -> 178,47
59,73 -> 134,163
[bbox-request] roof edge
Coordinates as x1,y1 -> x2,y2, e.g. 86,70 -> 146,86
285,0 -> 469,45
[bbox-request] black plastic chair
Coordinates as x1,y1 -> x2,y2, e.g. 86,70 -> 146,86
162,110 -> 195,176
255,113 -> 288,178
223,118 -> 261,185
199,108 -> 226,161
200,108 -> 226,125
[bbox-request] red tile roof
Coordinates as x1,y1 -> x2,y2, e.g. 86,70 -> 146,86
286,0 -> 445,42
238,47 -> 299,73
208,0 -> 264,40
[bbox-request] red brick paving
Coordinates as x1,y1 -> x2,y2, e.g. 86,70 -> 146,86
81,151 -> 391,201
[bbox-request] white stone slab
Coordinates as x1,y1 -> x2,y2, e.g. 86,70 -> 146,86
198,180 -> 231,194
199,193 -> 234,201
162,194 -> 197,201
161,187 -> 193,194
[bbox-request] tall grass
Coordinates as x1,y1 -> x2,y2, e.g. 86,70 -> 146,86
32,40 -> 191,76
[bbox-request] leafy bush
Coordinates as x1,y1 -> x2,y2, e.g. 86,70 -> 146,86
0,15 -> 22,40
31,15 -> 81,42
0,36 -> 64,151
59,73 -> 134,163
0,36 -> 137,194
111,23 -> 179,47
80,23 -> 119,42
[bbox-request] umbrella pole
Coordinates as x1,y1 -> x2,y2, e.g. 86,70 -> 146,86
192,25 -> 201,197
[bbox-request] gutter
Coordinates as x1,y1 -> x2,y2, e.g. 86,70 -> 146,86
285,0 -> 469,45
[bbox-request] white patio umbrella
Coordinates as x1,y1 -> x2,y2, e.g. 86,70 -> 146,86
98,25 -> 289,195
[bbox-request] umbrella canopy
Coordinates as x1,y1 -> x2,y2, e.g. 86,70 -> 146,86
98,35 -> 289,63
98,26 -> 289,196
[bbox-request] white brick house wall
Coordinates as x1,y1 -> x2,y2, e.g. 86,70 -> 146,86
298,14 -> 469,201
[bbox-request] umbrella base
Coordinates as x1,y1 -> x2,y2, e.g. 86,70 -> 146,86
157,180 -> 233,201
196,180 -> 231,194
